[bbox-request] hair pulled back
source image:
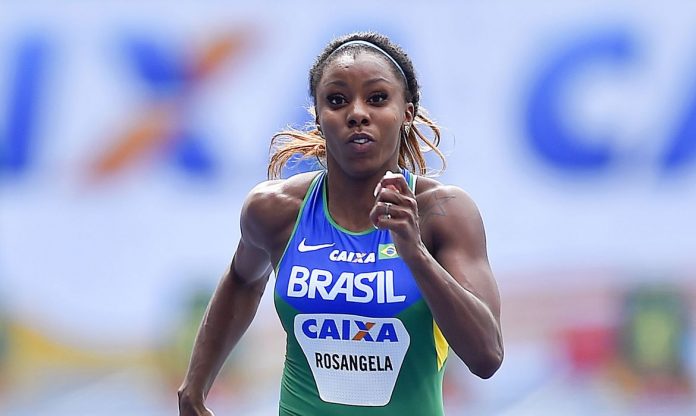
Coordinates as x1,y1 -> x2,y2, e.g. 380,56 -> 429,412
268,32 -> 446,179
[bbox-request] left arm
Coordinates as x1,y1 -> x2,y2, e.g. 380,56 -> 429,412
371,175 -> 503,378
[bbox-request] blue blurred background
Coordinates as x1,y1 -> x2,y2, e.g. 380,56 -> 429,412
1,1 -> 695,415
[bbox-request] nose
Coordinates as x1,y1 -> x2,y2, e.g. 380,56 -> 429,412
347,101 -> 370,128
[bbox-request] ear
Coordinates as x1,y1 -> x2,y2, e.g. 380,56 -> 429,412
404,102 -> 415,124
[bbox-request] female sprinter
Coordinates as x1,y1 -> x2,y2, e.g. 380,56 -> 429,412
178,31 -> 503,416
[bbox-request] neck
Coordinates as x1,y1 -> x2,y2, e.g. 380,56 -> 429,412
325,166 -> 400,232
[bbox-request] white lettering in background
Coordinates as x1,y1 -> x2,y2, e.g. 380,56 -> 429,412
286,265 -> 407,303
294,314 -> 411,406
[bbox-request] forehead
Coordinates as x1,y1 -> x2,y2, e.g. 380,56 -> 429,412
320,51 -> 403,86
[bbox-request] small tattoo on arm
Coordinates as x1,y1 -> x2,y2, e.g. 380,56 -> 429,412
419,191 -> 456,226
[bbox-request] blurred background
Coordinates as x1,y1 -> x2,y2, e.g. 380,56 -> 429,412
1,1 -> 695,415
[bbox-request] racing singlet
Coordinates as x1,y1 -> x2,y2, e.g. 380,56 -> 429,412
274,170 -> 449,415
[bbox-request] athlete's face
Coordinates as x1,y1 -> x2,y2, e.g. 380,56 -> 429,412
315,52 -> 414,178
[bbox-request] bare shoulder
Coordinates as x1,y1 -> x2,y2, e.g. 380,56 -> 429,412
241,171 -> 320,250
415,176 -> 480,220
415,176 -> 485,253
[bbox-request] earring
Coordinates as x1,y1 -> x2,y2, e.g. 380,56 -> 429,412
403,123 -> 411,136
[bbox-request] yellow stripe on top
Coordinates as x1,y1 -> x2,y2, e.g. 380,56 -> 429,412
433,320 -> 449,371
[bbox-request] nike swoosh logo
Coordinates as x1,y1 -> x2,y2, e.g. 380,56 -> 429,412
297,238 -> 335,252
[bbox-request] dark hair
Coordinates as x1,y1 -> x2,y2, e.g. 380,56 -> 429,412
268,31 -> 445,179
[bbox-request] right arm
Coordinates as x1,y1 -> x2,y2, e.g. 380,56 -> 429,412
177,241 -> 272,415
177,183 -> 286,415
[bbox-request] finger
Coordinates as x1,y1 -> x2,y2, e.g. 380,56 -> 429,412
370,200 -> 406,229
370,201 -> 389,228
375,180 -> 413,206
379,172 -> 411,197
374,171 -> 408,196
375,188 -> 403,211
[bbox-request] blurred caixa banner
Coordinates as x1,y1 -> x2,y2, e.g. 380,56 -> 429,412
0,1 -> 695,415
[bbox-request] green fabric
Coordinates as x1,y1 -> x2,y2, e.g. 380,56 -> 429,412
274,293 -> 446,415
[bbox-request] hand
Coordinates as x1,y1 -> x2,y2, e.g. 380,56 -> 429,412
178,393 -> 215,416
369,171 -> 423,260
179,403 -> 214,416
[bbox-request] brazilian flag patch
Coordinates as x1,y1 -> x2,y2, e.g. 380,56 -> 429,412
378,243 -> 399,260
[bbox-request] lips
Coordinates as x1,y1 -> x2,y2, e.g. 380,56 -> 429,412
346,132 -> 375,154
347,132 -> 374,145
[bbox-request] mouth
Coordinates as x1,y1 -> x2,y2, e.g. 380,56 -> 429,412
347,132 -> 374,145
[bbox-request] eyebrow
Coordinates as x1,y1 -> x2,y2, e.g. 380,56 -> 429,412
323,77 -> 394,88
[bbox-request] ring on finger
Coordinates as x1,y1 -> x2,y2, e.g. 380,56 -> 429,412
385,202 -> 391,219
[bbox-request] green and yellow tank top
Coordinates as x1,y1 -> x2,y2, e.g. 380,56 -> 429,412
274,170 -> 449,415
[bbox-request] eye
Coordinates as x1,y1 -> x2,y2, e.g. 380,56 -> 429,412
327,94 -> 346,106
368,92 -> 388,104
